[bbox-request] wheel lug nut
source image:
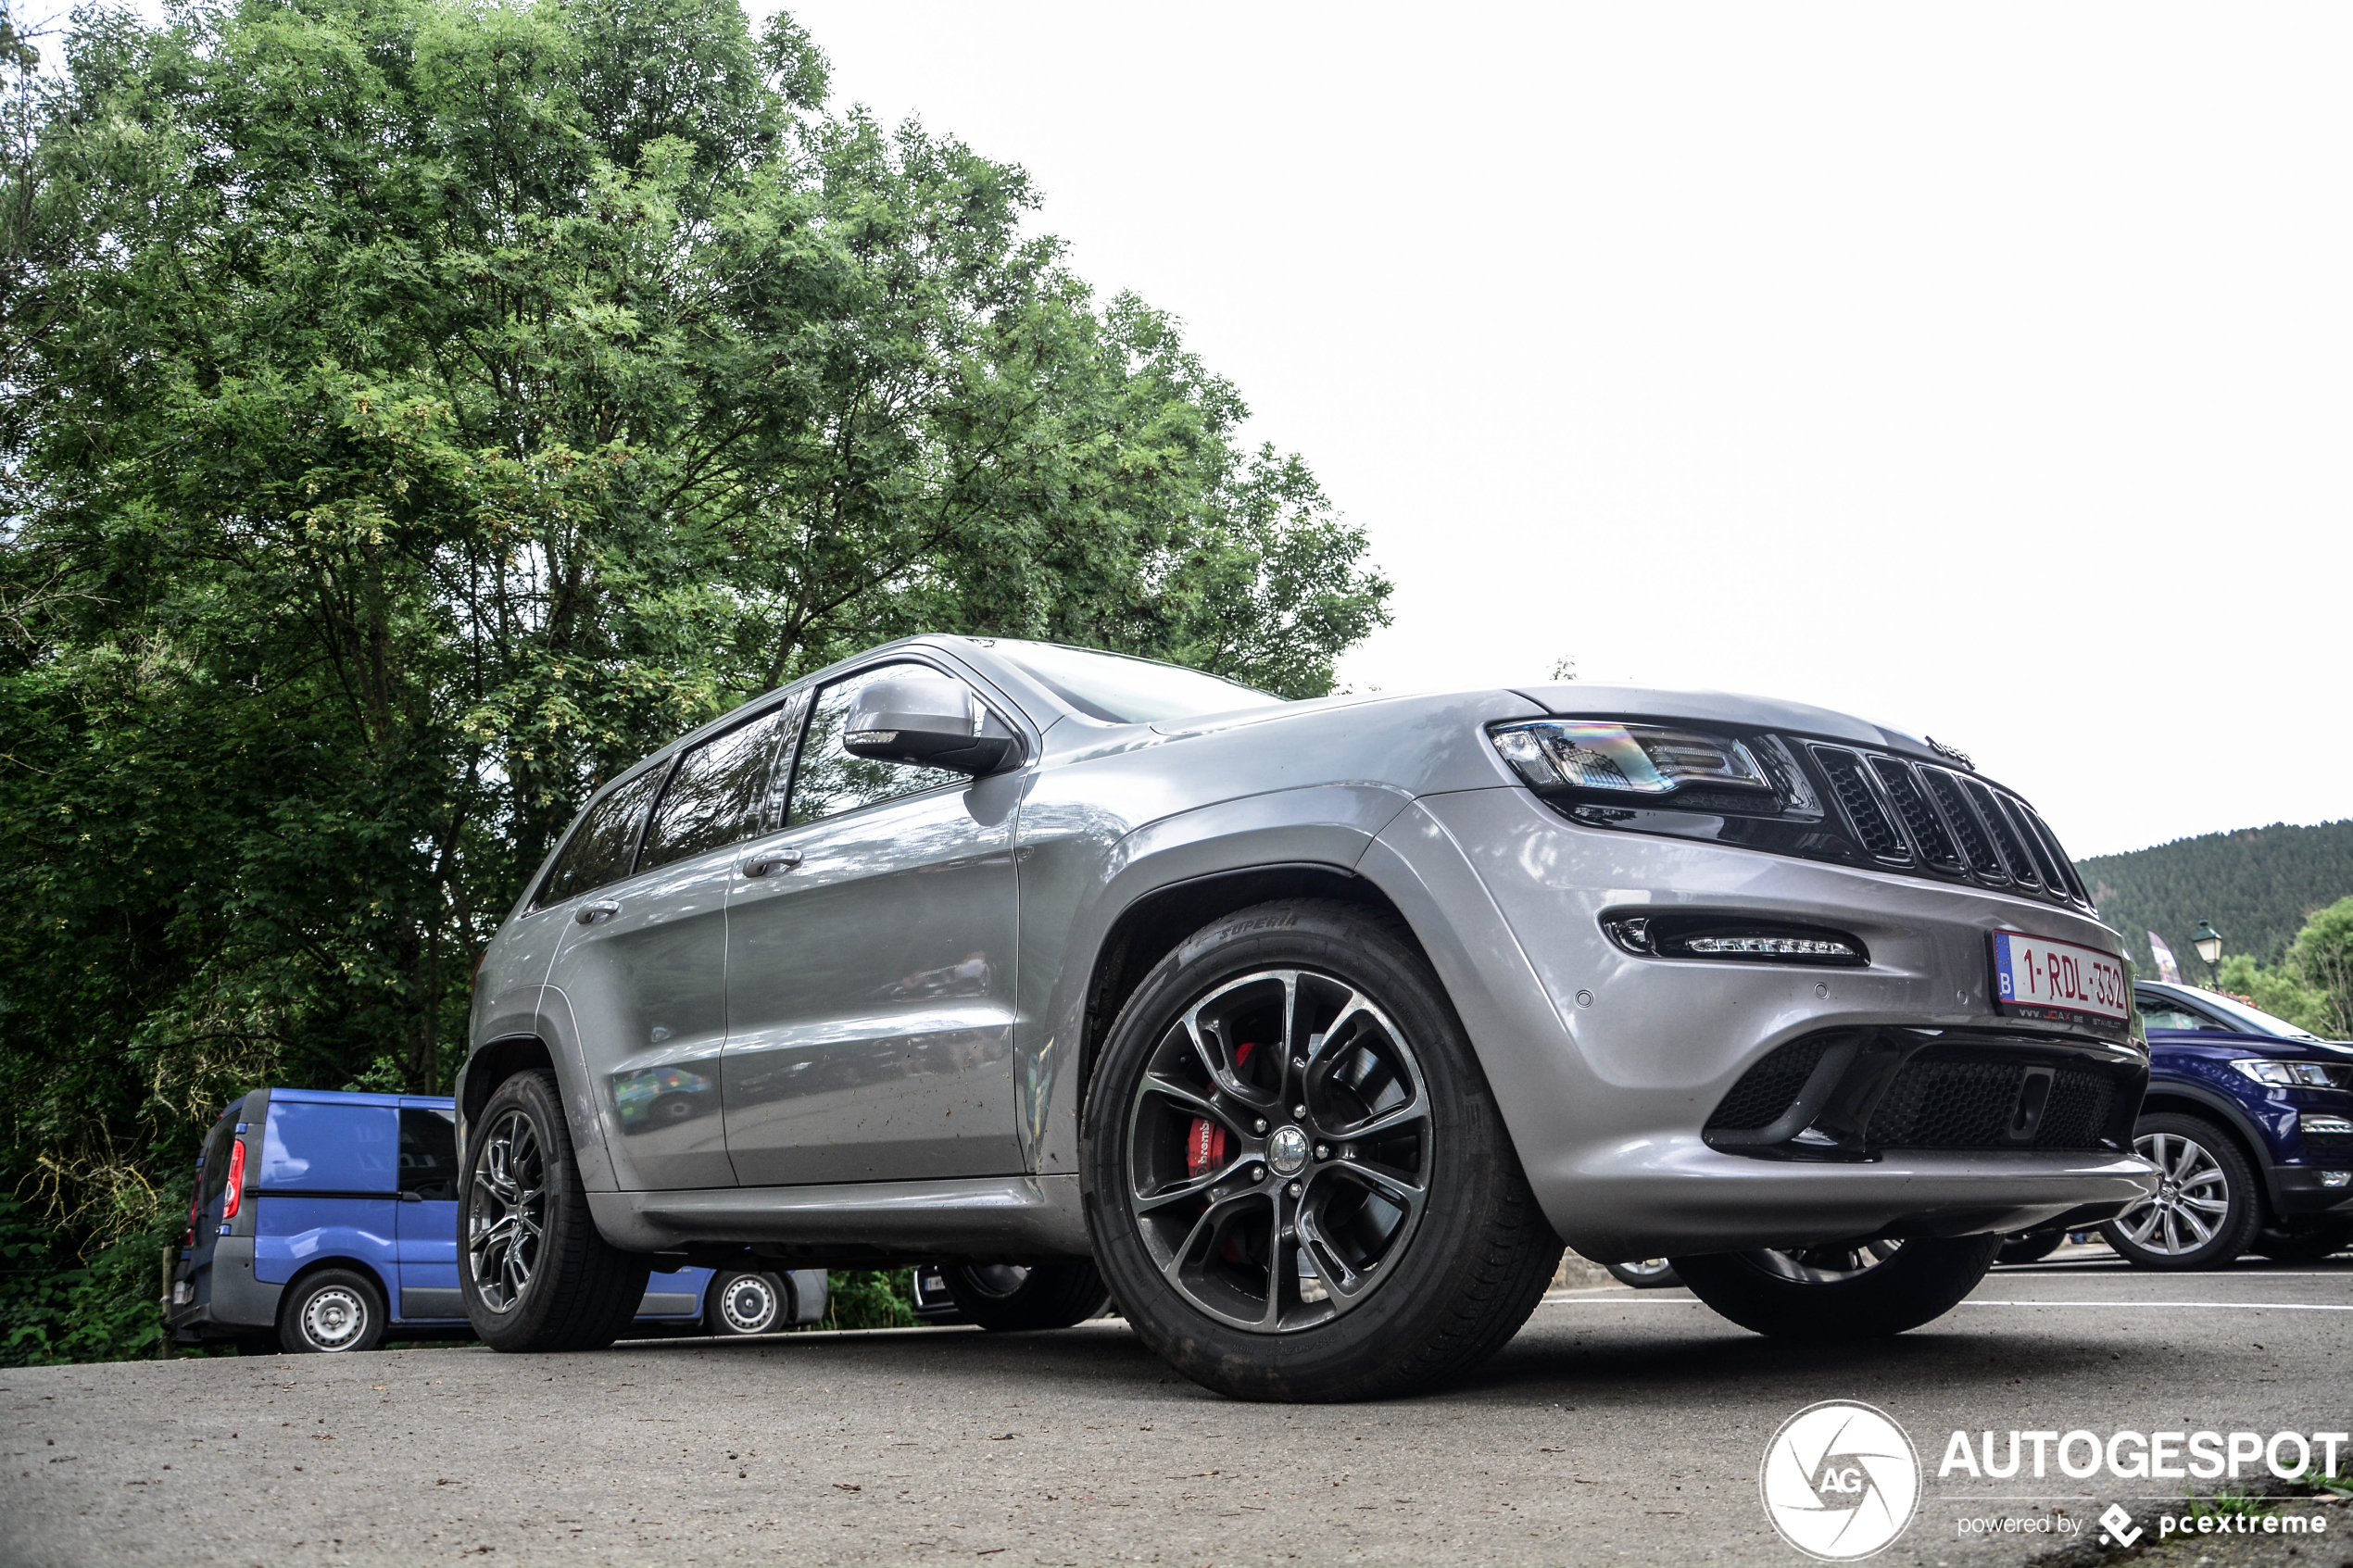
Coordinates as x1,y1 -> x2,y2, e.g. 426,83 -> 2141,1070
1315,1145 -> 1329,1160
1253,1119 -> 1269,1135
1292,1056 -> 1306,1070
1292,1105 -> 1306,1119
1252,1165 -> 1266,1183
1287,1182 -> 1302,1198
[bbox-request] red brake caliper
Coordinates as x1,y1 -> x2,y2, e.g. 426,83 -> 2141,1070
1185,1041 -> 1252,1178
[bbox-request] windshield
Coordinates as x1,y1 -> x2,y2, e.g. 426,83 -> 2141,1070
993,641 -> 1279,724
2176,987 -> 2326,1043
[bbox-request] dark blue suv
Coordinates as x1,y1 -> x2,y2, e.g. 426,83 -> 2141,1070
168,1088 -> 826,1351
2096,983 -> 2353,1269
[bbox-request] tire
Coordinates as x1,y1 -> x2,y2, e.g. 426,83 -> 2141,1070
706,1270 -> 788,1336
2099,1112 -> 2262,1271
939,1262 -> 1110,1332
462,1069 -> 652,1352
1670,1236 -> 2001,1339
1995,1226 -> 2067,1266
1082,899 -> 1563,1402
2251,1219 -> 2353,1264
277,1269 -> 386,1355
1606,1259 -> 1684,1289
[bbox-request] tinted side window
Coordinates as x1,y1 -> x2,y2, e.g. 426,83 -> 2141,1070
787,665 -> 969,828
539,766 -> 668,906
398,1109 -> 459,1202
639,703 -> 795,872
2141,1003 -> 2221,1033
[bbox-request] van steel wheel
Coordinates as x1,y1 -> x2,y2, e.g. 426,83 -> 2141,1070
2099,1112 -> 2260,1271
707,1271 -> 786,1336
461,1069 -> 651,1351
1083,900 -> 1561,1401
278,1269 -> 384,1354
1671,1235 -> 1997,1338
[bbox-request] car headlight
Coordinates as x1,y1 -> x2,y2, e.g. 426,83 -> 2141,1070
1490,721 -> 1772,797
2232,1059 -> 2351,1089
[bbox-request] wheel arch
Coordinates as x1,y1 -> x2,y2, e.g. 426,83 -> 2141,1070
1075,863 -> 1422,1113
278,1254 -> 392,1323
458,1033 -> 558,1152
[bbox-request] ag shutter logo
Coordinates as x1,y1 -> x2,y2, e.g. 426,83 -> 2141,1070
1760,1400 -> 1921,1561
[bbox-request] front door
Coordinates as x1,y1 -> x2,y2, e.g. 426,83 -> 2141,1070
722,661 -> 1026,1185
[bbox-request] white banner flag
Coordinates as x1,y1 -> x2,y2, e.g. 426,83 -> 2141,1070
2146,930 -> 2183,985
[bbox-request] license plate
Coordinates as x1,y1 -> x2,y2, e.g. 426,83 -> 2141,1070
1991,931 -> 2132,1035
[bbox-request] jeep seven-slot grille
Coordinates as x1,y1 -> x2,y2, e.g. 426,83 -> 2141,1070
1870,757 -> 1962,871
1811,747 -> 1905,859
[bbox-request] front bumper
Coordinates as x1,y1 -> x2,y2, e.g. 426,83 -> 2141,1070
1365,787 -> 2161,1261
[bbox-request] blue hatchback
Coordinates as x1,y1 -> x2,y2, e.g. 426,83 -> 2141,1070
2101,983 -> 2353,1269
169,1088 -> 826,1351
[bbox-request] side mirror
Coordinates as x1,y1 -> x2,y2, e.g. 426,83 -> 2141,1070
842,673 -> 1022,775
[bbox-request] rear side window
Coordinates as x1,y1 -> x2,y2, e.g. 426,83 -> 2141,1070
2140,1003 -> 2218,1032
261,1100 -> 399,1193
787,664 -> 968,828
539,766 -> 668,906
398,1109 -> 459,1202
639,698 -> 801,872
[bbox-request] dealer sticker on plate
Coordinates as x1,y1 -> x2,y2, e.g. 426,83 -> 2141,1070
1991,930 -> 2132,1035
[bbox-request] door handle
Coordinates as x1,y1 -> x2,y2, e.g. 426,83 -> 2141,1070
576,899 -> 622,925
741,847 -> 803,877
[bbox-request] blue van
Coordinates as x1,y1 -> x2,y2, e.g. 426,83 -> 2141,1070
168,1088 -> 826,1352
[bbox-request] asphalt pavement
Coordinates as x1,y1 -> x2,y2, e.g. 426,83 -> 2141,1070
5,1250 -> 2347,1568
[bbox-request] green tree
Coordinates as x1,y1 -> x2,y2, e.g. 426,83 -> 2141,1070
0,0 -> 1388,1359
2215,954 -> 2331,1037
2284,897 -> 2353,1039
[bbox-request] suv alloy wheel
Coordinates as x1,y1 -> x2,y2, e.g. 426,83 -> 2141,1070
1671,1236 -> 2002,1337
461,1069 -> 651,1350
1082,900 -> 1562,1401
2100,1112 -> 2261,1270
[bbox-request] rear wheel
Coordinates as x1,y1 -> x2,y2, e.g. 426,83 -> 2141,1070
2252,1219 -> 2353,1263
1995,1225 -> 2067,1266
706,1271 -> 788,1336
277,1269 -> 385,1355
1606,1259 -> 1684,1289
938,1262 -> 1110,1332
1083,900 -> 1561,1401
1671,1236 -> 2000,1338
462,1069 -> 651,1351
2100,1113 -> 2260,1271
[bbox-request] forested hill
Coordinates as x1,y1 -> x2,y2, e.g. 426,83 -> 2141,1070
2077,821 -> 2353,974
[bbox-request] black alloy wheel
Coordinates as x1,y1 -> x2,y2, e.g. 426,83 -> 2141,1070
277,1269 -> 385,1354
462,1069 -> 651,1351
1606,1258 -> 1685,1289
1995,1225 -> 2067,1266
2099,1112 -> 2261,1271
1083,899 -> 1561,1402
1671,1235 -> 2001,1338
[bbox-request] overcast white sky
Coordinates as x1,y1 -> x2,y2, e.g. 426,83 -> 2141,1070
771,4 -> 2350,857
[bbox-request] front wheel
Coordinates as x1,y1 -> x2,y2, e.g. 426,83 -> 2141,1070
1083,899 -> 1562,1402
1606,1259 -> 1684,1289
1670,1236 -> 2000,1338
2100,1113 -> 2261,1271
462,1069 -> 651,1351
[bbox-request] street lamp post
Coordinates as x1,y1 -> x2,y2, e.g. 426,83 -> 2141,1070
2191,920 -> 2223,988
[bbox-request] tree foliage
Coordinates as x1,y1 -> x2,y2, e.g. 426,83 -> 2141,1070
2076,821 -> 2353,977
0,0 -> 1388,1359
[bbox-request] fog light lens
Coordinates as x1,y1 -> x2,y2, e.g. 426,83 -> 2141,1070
2322,1171 -> 2351,1189
2303,1115 -> 2353,1135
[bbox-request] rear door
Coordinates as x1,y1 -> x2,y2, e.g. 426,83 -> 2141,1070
538,697 -> 801,1190
254,1095 -> 398,1294
394,1103 -> 463,1320
721,660 -> 1026,1185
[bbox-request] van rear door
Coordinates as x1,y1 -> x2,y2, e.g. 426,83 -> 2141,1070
255,1094 -> 398,1300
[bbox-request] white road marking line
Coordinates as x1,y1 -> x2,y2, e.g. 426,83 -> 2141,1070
1958,1299 -> 2353,1311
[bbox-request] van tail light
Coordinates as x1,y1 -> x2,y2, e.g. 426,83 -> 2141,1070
220,1139 -> 246,1221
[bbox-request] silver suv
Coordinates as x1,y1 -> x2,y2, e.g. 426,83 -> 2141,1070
459,637 -> 2157,1399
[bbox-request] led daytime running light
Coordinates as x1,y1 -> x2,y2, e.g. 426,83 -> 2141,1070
1683,935 -> 1856,959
